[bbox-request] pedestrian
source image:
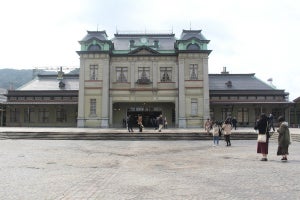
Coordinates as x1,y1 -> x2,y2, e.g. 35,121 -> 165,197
222,118 -> 232,146
277,116 -> 291,162
137,114 -> 143,132
254,113 -> 270,161
164,117 -> 168,129
127,115 -> 134,132
204,118 -> 212,134
122,118 -> 127,128
268,113 -> 275,132
231,117 -> 237,130
212,121 -> 220,146
158,114 -> 164,132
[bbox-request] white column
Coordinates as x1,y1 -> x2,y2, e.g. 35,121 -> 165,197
203,57 -> 210,124
101,57 -> 109,127
77,56 -> 85,127
178,58 -> 186,128
152,60 -> 158,89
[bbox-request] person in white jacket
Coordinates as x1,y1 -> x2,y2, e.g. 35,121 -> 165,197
222,118 -> 232,146
212,121 -> 221,146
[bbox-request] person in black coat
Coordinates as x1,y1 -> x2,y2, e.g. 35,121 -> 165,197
254,113 -> 270,161
127,115 -> 134,132
231,117 -> 237,130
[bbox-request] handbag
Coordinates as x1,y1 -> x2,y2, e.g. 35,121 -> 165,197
257,134 -> 267,143
257,121 -> 268,143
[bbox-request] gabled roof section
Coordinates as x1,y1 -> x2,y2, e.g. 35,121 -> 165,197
128,46 -> 160,55
112,32 -> 176,51
293,97 -> 300,102
17,74 -> 79,91
80,31 -> 108,42
78,31 -> 113,52
209,73 -> 277,90
180,29 -> 209,42
175,29 -> 211,52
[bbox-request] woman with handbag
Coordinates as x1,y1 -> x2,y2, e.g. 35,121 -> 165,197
222,118 -> 232,146
254,113 -> 270,161
277,116 -> 291,161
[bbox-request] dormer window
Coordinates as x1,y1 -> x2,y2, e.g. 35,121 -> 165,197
88,44 -> 101,51
187,43 -> 200,50
154,40 -> 159,48
226,81 -> 232,88
59,81 -> 65,89
130,40 -> 135,47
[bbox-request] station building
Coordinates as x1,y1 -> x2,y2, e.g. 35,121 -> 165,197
3,29 -> 295,128
77,29 -> 211,128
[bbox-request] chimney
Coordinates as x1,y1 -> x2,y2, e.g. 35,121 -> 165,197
221,67 -> 229,74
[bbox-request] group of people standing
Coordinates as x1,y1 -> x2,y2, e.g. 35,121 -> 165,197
205,118 -> 233,147
126,114 -> 167,133
255,113 -> 291,162
206,114 -> 291,162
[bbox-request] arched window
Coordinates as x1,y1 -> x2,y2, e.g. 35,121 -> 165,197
88,44 -> 101,51
187,43 -> 200,50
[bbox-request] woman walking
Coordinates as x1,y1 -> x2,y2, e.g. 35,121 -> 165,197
277,116 -> 291,161
222,118 -> 232,146
255,113 -> 270,161
212,121 -> 220,146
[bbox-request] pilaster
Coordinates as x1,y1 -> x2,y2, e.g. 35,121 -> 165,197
77,56 -> 85,127
101,57 -> 110,127
178,58 -> 186,128
203,57 -> 210,122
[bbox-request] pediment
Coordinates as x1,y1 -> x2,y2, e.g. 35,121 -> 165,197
129,46 -> 159,55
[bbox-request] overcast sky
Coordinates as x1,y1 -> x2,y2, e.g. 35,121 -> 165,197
0,0 -> 299,100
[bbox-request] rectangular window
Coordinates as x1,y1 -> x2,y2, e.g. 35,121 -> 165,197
210,108 -> 214,120
160,67 -> 172,82
237,108 -> 249,124
24,108 -> 35,123
116,67 -> 128,82
56,107 -> 67,122
189,64 -> 198,80
222,108 -> 232,120
38,108 -> 49,123
10,108 -> 20,123
138,67 -> 150,80
191,98 -> 198,115
90,99 -> 96,116
90,64 -> 98,80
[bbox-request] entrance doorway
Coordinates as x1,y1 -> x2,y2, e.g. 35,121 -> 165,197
112,102 -> 175,128
127,111 -> 161,128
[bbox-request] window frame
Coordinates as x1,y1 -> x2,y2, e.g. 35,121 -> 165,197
160,67 -> 172,82
89,64 -> 98,80
189,64 -> 198,80
116,67 -> 128,82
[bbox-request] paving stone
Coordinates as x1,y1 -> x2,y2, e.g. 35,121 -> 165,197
0,139 -> 299,199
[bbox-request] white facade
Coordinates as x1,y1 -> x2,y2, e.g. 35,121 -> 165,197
77,30 -> 211,128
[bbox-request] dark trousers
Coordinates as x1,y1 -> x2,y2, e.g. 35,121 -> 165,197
138,125 -> 143,132
225,135 -> 231,146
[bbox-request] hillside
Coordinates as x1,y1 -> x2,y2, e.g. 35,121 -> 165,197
0,68 -> 80,90
0,69 -> 33,90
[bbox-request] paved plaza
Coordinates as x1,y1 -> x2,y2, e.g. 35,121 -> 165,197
0,137 -> 299,200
